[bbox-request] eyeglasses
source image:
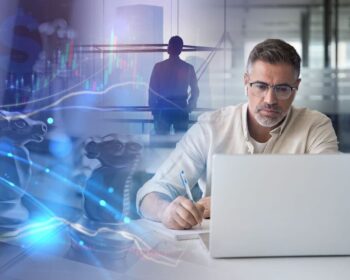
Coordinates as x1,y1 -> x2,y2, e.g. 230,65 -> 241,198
248,81 -> 298,100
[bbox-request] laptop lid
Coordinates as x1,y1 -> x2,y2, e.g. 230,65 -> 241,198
210,154 -> 350,258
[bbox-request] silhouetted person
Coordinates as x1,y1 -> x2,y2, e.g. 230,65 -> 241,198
149,36 -> 199,134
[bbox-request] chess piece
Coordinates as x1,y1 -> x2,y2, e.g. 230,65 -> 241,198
0,110 -> 47,230
83,133 -> 142,222
71,134 -> 142,259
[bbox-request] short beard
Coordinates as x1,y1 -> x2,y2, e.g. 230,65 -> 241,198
254,104 -> 287,128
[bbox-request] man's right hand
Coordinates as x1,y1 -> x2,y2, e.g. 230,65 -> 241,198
160,196 -> 204,230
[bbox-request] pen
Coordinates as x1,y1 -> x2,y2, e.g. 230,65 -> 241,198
180,170 -> 202,227
180,170 -> 194,201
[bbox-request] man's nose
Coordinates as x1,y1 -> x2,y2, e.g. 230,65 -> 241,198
263,87 -> 278,104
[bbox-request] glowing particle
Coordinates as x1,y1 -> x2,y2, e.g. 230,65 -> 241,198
107,187 -> 114,193
79,240 -> 84,246
47,117 -> 54,125
123,216 -> 131,224
9,181 -> 15,187
7,152 -> 13,157
45,168 -> 50,173
99,200 -> 107,207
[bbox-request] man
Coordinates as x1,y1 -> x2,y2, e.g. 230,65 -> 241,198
138,39 -> 338,229
149,36 -> 199,134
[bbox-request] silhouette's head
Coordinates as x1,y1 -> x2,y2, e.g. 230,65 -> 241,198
167,36 -> 183,56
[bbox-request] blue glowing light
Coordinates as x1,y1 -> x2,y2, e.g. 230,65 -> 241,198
45,168 -> 50,173
22,218 -> 62,249
99,200 -> 107,207
79,240 -> 85,246
123,216 -> 131,224
107,187 -> 114,193
8,181 -> 15,187
47,117 -> 54,125
7,152 -> 13,157
49,134 -> 73,158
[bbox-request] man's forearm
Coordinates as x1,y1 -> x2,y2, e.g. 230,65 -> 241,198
139,192 -> 172,221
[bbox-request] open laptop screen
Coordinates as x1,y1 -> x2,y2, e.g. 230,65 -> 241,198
210,154 -> 350,258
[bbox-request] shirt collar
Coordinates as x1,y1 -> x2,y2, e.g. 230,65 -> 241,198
242,103 -> 249,141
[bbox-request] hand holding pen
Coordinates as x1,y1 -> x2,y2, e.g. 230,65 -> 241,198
156,170 -> 205,230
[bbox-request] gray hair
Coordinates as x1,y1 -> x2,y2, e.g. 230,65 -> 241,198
246,39 -> 301,79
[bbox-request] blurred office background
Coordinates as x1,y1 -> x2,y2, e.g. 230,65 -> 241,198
1,0 -> 349,144
0,0 -> 349,212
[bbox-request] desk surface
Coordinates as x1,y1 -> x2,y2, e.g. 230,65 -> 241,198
2,220 -> 350,280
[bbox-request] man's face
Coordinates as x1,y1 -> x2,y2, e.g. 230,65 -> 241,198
244,60 -> 301,128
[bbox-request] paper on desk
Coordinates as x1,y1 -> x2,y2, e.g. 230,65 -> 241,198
137,219 -> 209,241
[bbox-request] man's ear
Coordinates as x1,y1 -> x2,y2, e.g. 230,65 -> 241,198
243,73 -> 250,96
243,73 -> 249,86
289,78 -> 301,101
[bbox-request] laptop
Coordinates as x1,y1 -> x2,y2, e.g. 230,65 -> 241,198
209,154 -> 350,258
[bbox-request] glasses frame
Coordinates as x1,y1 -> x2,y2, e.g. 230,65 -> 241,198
248,81 -> 298,100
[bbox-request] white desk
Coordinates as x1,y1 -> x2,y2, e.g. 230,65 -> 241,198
2,221 -> 350,280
